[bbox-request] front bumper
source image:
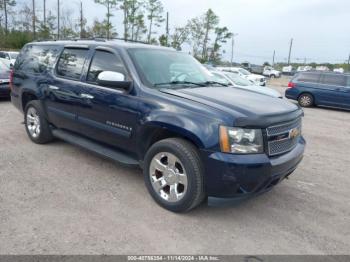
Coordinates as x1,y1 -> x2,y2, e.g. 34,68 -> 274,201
201,137 -> 305,198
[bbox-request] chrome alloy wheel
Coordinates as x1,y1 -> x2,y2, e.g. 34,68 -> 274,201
149,152 -> 188,203
26,107 -> 41,138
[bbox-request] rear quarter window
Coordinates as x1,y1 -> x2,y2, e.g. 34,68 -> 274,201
296,73 -> 321,83
15,45 -> 61,74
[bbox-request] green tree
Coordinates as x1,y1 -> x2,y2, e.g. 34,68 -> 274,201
0,0 -> 16,34
169,26 -> 190,50
210,26 -> 232,63
188,17 -> 205,59
94,0 -> 117,39
201,9 -> 219,61
37,11 -> 56,40
146,0 -> 164,43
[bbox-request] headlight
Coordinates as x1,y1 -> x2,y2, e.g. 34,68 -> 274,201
219,126 -> 264,154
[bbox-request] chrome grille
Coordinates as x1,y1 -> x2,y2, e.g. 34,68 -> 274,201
267,118 -> 302,156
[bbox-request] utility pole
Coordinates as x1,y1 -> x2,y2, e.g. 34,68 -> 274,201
43,0 -> 46,25
272,50 -> 275,66
165,12 -> 169,46
57,0 -> 60,40
80,1 -> 84,38
287,38 -> 293,65
32,0 -> 36,40
231,33 -> 238,67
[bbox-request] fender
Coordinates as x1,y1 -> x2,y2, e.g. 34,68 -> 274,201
137,110 -> 222,157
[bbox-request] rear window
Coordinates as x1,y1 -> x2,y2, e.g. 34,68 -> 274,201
321,74 -> 346,87
15,45 -> 60,74
56,48 -> 88,80
295,73 -> 321,83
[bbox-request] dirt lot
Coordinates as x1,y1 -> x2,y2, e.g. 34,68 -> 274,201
0,78 -> 349,255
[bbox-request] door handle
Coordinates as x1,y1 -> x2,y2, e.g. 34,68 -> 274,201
48,85 -> 59,90
80,93 -> 94,99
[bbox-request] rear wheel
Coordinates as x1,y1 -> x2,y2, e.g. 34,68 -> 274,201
144,138 -> 205,212
298,93 -> 314,107
24,100 -> 53,144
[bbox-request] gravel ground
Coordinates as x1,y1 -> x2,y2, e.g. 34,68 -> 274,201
0,79 -> 349,255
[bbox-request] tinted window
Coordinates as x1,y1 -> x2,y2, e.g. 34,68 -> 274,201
87,50 -> 125,83
0,52 -> 10,59
321,74 -> 346,87
296,73 -> 321,83
15,45 -> 60,74
57,48 -> 88,80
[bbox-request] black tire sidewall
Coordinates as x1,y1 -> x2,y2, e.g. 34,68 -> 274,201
144,139 -> 203,212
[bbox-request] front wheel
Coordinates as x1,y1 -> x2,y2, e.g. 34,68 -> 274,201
144,138 -> 205,212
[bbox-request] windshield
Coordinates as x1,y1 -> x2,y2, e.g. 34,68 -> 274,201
238,68 -> 251,75
211,72 -> 231,85
128,48 -> 217,88
224,72 -> 253,86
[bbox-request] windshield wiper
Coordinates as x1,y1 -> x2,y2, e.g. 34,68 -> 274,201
154,81 -> 205,87
200,81 -> 229,87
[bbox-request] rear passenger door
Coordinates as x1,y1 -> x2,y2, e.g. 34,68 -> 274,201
319,74 -> 348,108
76,48 -> 139,152
45,47 -> 89,132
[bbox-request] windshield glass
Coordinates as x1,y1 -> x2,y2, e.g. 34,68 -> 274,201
211,72 -> 231,85
224,72 -> 252,86
238,68 -> 251,75
128,48 -> 216,88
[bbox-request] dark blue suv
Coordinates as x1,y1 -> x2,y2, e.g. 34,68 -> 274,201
286,71 -> 350,109
10,40 -> 305,212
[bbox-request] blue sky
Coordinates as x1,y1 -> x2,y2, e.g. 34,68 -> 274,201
20,0 -> 350,64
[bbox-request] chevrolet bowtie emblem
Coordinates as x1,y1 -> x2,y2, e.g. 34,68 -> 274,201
289,128 -> 300,139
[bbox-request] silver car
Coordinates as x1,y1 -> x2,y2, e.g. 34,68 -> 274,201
210,70 -> 282,98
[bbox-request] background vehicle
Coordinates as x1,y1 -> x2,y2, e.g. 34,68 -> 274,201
286,71 -> 350,109
11,40 -> 305,212
0,51 -> 19,65
210,70 -> 282,98
217,67 -> 267,86
263,66 -> 281,78
0,58 -> 11,98
297,66 -> 313,72
241,62 -> 264,74
282,65 -> 296,76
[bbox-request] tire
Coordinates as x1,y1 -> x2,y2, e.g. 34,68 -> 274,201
298,93 -> 314,107
144,138 -> 205,213
270,74 -> 275,79
24,100 -> 53,144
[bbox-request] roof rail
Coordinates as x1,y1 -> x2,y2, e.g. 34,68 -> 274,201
33,37 -> 150,45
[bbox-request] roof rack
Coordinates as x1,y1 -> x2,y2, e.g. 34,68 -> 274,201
34,37 -> 150,45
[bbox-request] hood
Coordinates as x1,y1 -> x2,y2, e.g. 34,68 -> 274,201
161,87 -> 302,127
236,85 -> 281,98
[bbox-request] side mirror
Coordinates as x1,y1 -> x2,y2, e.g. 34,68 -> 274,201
97,71 -> 132,90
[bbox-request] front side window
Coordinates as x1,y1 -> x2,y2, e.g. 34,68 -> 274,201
128,48 -> 215,88
87,50 -> 125,83
321,74 -> 346,87
57,48 -> 88,80
224,72 -> 252,86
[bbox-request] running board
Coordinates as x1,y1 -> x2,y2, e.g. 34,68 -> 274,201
52,129 -> 140,167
